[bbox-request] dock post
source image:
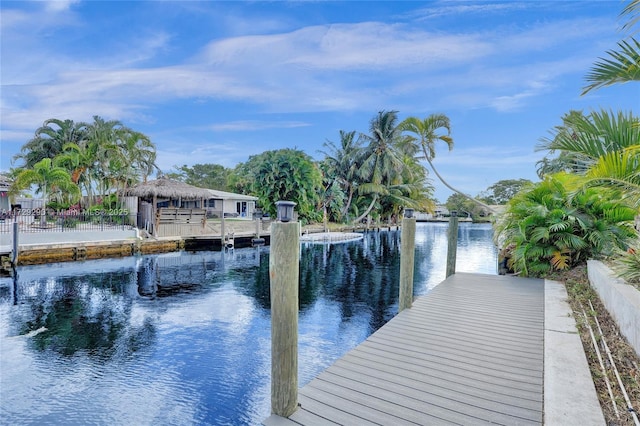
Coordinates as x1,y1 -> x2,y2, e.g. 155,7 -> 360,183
270,201 -> 299,417
256,216 -> 261,238
399,208 -> 416,312
11,221 -> 19,267
446,212 -> 459,277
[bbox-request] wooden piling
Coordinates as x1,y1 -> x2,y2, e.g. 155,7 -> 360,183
11,221 -> 18,267
398,216 -> 416,312
269,220 -> 300,417
446,215 -> 459,277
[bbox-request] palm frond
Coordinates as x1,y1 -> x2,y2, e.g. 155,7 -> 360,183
582,37 -> 640,94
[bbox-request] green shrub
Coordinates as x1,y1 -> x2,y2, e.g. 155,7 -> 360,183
494,173 -> 637,277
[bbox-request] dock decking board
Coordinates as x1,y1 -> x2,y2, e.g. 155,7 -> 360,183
265,273 -> 545,425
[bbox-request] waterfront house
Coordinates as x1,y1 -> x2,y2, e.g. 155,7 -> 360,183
123,178 -> 260,237
123,177 -> 213,237
204,189 -> 258,219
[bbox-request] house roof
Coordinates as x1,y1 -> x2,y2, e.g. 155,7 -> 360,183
123,178 -> 258,201
206,189 -> 258,201
123,178 -> 213,199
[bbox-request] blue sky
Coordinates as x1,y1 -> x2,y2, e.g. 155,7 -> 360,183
1,0 -> 638,202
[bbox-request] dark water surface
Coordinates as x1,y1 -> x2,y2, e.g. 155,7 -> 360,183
0,222 -> 497,425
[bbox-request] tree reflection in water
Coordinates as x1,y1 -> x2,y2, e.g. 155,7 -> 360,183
13,270 -> 156,359
7,230 -> 412,359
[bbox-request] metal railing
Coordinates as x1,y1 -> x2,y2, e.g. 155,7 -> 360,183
0,209 -> 137,234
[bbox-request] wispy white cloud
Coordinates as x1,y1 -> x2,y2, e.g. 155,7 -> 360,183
43,0 -> 80,13
406,1 -> 533,21
209,120 -> 310,131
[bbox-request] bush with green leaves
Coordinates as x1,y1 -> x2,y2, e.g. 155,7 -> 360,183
494,173 -> 638,277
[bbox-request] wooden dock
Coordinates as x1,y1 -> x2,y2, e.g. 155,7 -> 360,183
265,272 -> 545,425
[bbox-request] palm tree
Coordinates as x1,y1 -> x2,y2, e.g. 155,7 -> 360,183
55,141 -> 100,203
378,155 -> 434,221
399,114 -> 493,212
11,158 -> 80,225
82,116 -> 126,202
319,130 -> 363,221
114,129 -> 158,190
13,119 -> 87,168
582,0 -> 640,94
353,111 -> 407,223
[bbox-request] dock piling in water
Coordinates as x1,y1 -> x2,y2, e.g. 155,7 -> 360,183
399,209 -> 416,312
446,214 -> 459,277
269,214 -> 300,417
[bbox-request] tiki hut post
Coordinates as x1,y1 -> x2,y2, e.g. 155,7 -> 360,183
153,194 -> 158,233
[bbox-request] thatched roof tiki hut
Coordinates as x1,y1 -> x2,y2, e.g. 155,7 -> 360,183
124,177 -> 213,237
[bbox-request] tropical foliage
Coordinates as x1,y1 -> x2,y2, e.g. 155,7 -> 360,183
12,116 -> 158,209
582,0 -> 640,94
11,158 -> 81,224
230,149 -> 323,222
168,163 -> 231,191
504,3 -> 640,278
536,109 -> 639,174
494,173 -> 637,277
477,179 -> 533,205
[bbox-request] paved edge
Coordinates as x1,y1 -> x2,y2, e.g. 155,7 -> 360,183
544,279 -> 605,425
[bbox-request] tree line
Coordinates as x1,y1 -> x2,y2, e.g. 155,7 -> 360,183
8,109 -> 476,223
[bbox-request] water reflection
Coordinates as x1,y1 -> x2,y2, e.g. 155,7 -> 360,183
0,223 -> 496,425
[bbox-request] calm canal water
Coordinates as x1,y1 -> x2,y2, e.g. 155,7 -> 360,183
0,222 -> 497,426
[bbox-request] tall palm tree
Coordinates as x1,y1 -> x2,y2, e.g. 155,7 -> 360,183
83,116 -> 126,202
582,0 -> 640,94
353,110 -> 407,223
55,141 -> 100,203
13,119 -> 87,168
11,158 -> 80,225
399,114 -> 493,211
319,130 -> 363,221
115,129 -> 159,189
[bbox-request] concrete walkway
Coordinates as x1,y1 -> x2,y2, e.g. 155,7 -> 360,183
0,228 -> 139,255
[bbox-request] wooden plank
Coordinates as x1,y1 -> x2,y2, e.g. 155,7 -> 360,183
354,341 -> 543,387
333,350 -> 542,403
372,321 -> 543,360
300,385 -> 457,425
314,369 -> 541,424
294,395 -> 377,425
329,359 -> 542,412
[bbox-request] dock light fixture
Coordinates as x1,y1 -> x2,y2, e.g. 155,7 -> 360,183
404,208 -> 414,219
451,211 -> 457,217
275,201 -> 296,222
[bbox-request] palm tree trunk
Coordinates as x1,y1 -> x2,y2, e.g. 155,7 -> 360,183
353,194 -> 378,224
40,185 -> 47,227
341,187 -> 354,220
425,156 -> 495,213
